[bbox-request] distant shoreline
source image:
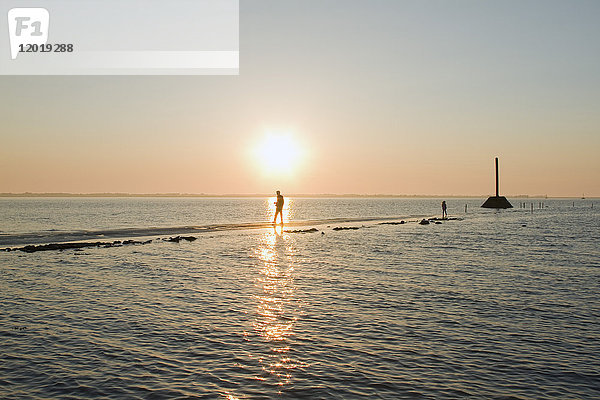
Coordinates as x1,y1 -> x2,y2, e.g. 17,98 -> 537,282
0,193 -> 594,199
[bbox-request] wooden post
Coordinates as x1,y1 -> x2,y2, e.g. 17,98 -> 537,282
495,157 -> 499,197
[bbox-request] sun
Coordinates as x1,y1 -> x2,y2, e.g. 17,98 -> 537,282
253,132 -> 304,175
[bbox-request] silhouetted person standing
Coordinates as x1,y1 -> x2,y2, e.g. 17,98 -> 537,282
441,201 -> 447,219
273,190 -> 284,225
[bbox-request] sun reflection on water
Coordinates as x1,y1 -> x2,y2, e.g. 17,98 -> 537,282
254,231 -> 297,343
250,206 -> 306,388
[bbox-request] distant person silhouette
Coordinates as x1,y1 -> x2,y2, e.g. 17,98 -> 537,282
273,191 -> 284,225
441,201 -> 447,219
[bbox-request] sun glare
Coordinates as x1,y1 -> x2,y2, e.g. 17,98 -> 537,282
253,133 -> 304,175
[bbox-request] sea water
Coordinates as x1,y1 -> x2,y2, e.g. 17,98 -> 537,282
0,198 -> 599,399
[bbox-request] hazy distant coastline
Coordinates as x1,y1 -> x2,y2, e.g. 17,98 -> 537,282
0,193 -> 588,199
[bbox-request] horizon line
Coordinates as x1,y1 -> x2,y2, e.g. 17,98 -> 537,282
0,192 -> 595,199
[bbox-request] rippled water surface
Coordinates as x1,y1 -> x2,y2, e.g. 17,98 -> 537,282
1,198 -> 599,399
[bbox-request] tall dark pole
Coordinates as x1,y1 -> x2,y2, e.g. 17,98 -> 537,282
482,157 -> 512,208
495,157 -> 499,197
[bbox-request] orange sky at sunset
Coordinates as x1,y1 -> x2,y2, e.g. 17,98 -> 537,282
1,2 -> 599,197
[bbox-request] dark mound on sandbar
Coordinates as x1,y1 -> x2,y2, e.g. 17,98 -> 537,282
164,236 -> 197,243
481,196 -> 513,209
284,228 -> 319,234
8,239 -> 153,253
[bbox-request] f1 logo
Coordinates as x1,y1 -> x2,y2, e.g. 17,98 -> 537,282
7,8 -> 50,60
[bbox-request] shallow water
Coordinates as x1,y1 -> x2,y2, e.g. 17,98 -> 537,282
1,198 -> 599,399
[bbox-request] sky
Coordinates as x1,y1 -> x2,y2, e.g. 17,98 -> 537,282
1,0 -> 599,197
